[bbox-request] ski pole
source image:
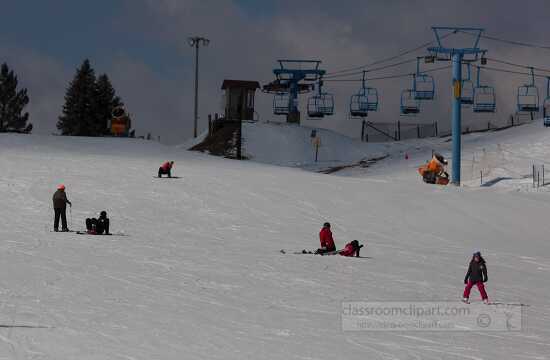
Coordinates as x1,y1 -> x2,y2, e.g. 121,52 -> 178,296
69,206 -> 73,229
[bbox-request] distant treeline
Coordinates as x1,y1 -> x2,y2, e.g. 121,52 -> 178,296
0,59 -> 134,137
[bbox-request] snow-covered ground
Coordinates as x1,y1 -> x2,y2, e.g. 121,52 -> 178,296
1,121 -> 550,359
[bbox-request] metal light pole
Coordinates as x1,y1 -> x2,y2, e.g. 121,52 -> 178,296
188,36 -> 210,138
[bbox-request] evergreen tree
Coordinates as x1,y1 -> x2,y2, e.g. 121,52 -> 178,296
0,63 -> 31,132
95,74 -> 122,135
57,59 -> 97,136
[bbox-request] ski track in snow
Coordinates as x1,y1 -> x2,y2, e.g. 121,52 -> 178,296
0,123 -> 550,359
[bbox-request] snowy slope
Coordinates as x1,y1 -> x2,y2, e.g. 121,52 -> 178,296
341,119 -> 550,191
242,121 -> 394,168
0,129 -> 549,359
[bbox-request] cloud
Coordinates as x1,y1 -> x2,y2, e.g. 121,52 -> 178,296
0,47 -> 70,134
3,0 -> 550,143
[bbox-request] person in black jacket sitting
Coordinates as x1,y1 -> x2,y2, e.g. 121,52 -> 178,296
463,251 -> 489,304
86,211 -> 110,235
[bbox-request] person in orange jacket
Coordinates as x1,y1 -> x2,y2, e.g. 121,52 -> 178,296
158,161 -> 174,178
418,153 -> 449,184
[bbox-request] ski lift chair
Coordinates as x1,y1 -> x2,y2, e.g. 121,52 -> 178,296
400,89 -> 420,115
460,79 -> 474,105
473,86 -> 496,113
273,93 -> 290,115
307,93 -> 334,118
543,98 -> 550,127
414,74 -> 435,100
350,87 -> 378,117
517,85 -> 540,112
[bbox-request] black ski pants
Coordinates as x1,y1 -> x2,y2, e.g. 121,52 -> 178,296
54,208 -> 68,230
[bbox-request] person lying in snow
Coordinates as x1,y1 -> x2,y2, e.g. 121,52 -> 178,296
339,240 -> 364,257
85,211 -> 110,235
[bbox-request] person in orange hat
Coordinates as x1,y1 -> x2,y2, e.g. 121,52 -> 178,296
52,184 -> 72,232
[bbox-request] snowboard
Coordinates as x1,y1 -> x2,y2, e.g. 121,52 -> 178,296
153,176 -> 182,179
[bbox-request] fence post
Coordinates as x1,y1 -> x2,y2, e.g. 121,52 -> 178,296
361,120 -> 366,142
533,164 -> 536,187
543,165 -> 545,186
417,124 -> 420,139
480,170 -> 483,186
398,121 -> 401,141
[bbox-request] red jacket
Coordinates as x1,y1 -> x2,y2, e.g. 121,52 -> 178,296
319,227 -> 335,251
161,162 -> 172,171
339,242 -> 356,257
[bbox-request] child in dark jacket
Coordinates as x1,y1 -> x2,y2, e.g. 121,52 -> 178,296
463,251 -> 489,304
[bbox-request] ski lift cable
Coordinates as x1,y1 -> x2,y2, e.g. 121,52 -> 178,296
457,30 -> 550,51
324,58 -> 418,79
325,65 -> 451,83
325,33 -> 454,77
484,58 -> 550,74
481,65 -> 550,79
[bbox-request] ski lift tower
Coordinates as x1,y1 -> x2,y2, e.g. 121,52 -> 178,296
263,60 -> 326,124
427,27 -> 486,185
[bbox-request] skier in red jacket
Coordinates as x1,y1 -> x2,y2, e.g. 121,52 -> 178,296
317,222 -> 336,254
158,161 -> 174,178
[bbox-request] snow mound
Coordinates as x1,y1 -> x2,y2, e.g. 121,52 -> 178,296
242,122 -> 389,168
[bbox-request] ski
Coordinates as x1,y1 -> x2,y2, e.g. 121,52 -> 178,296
280,249 -> 342,255
75,231 -> 129,237
153,176 -> 182,179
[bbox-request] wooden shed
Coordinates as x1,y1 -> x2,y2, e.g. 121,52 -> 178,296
221,80 -> 260,121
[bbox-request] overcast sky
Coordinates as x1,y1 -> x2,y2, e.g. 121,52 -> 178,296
2,0 -> 550,143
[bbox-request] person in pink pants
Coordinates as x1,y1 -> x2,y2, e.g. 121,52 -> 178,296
463,251 -> 489,304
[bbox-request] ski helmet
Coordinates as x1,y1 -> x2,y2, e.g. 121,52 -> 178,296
323,222 -> 331,228
58,184 -> 66,190
100,211 -> 107,218
473,251 -> 481,257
